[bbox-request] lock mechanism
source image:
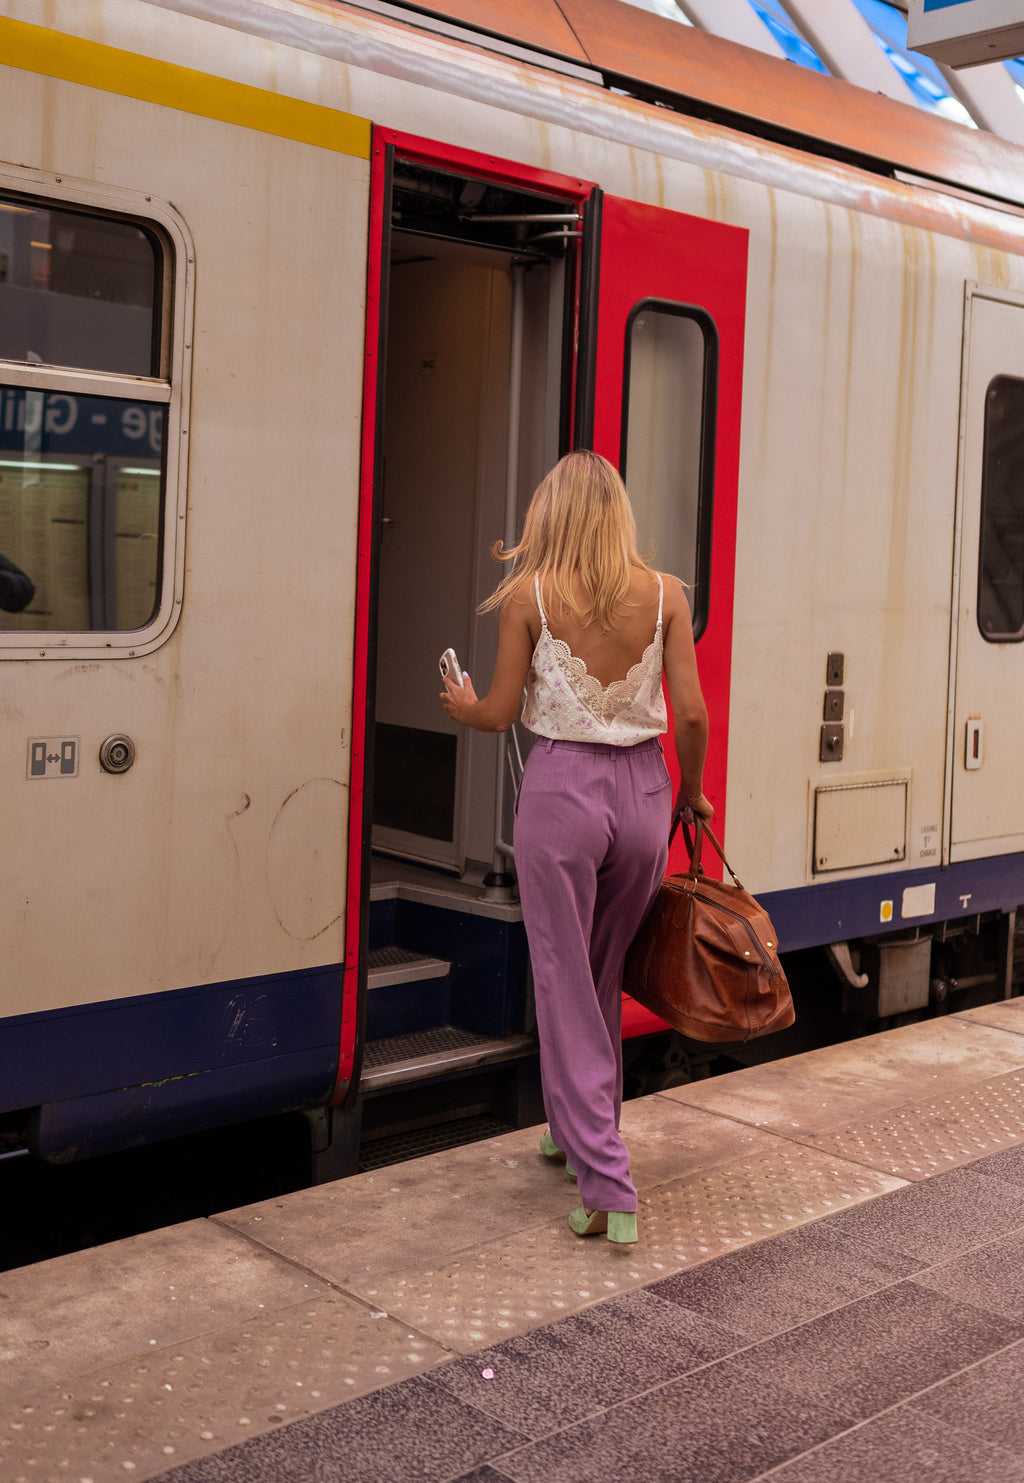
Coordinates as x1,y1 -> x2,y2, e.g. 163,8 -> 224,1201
820,654 -> 845,762
820,724 -> 844,762
99,734 -> 136,774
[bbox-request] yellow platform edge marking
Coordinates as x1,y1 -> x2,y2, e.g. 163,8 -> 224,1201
0,15 -> 371,159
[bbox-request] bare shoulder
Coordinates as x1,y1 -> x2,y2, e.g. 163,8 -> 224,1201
501,575 -> 540,640
501,574 -> 533,612
656,572 -> 693,627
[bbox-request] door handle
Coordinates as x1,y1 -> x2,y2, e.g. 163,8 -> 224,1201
965,717 -> 984,770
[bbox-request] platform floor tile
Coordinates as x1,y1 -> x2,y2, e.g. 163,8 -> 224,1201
958,1000 -> 1024,1037
796,1067 -> 1024,1180
909,1341 -> 1024,1456
0,1219 -> 333,1398
412,1289 -> 741,1438
647,1214 -> 926,1341
213,1101 -> 777,1289
0,1290 -> 450,1483
790,1163 -> 1024,1264
764,1405 -> 1024,1482
138,1374 -> 529,1483
147,1207 -> 1024,1483
344,1142 -> 903,1353
9,1007 -> 1024,1482
662,1016 -> 1024,1136
488,1283 -> 1023,1483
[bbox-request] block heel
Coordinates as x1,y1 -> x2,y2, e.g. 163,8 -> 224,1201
568,1205 -> 638,1244
539,1128 -> 577,1180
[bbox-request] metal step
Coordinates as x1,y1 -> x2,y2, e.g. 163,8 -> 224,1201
367,945 -> 450,989
358,1114 -> 517,1171
359,1025 -> 538,1093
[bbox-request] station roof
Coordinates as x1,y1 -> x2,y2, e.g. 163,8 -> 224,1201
360,0 -> 1024,208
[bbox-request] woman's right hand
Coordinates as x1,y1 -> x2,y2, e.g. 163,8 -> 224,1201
676,791 -> 713,822
440,671 -> 480,726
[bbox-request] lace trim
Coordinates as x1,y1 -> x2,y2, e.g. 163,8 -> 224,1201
545,629 -> 661,702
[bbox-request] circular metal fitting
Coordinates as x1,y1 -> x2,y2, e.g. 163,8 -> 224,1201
99,734 -> 136,773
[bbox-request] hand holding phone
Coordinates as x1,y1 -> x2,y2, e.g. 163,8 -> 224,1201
439,647 -> 464,687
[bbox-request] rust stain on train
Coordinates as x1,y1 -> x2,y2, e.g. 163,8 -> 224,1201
755,187 -> 779,477
841,207 -> 861,494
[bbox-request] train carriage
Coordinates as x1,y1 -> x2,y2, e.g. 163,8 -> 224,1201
2,0 -> 1024,1174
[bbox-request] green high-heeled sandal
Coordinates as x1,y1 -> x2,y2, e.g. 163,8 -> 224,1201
539,1128 -> 577,1180
568,1205 -> 638,1244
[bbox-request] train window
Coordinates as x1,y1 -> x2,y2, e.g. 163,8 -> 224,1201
0,196 -> 160,376
620,300 -> 717,640
0,386 -> 165,632
978,374 -> 1024,643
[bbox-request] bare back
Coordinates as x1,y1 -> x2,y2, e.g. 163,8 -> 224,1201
531,568 -> 665,688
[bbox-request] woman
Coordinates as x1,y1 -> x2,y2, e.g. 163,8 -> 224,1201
441,450 -> 711,1244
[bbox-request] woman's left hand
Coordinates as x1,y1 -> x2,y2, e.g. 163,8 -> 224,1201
441,671 -> 479,725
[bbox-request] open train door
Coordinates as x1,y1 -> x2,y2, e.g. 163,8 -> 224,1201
577,193 -> 749,859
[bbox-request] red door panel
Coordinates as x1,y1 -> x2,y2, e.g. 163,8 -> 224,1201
589,195 -> 748,865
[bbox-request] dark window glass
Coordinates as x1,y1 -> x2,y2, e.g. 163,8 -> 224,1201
979,374 -> 1024,642
0,197 -> 159,375
0,385 -> 164,632
621,300 -> 717,640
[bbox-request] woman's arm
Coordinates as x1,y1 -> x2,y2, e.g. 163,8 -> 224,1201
440,592 -> 534,732
661,576 -> 712,820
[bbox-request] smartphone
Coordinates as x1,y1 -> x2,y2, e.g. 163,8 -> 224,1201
439,648 -> 464,687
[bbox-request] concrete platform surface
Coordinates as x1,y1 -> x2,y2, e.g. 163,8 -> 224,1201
4,1003 -> 1024,1481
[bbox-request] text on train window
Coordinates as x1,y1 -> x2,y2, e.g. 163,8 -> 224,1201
0,388 -> 164,631
0,196 -> 161,376
620,300 -> 717,641
978,374 -> 1024,643
0,192 -> 171,638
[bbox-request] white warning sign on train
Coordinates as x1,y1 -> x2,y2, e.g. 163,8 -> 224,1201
907,0 -> 1024,68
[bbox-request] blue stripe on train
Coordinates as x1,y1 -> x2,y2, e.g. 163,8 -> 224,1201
1,965 -> 342,1162
759,852 -> 1024,953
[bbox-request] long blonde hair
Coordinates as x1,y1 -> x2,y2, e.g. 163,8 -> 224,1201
480,450 -> 651,629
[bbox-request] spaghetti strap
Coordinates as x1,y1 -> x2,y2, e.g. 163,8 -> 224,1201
656,572 -> 664,628
534,573 -> 548,627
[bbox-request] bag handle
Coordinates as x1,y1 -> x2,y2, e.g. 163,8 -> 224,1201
670,811 -> 745,890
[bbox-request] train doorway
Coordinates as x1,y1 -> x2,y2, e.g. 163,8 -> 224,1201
335,134 -> 750,1131
369,150 -> 582,876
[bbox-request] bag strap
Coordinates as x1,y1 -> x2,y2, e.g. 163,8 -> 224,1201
671,812 -> 745,890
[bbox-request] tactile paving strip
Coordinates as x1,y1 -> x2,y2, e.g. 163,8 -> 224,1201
349,1143 -> 905,1352
0,1293 -> 449,1483
800,1067 -> 1024,1180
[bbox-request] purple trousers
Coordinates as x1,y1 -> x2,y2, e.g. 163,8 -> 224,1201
514,737 -> 671,1212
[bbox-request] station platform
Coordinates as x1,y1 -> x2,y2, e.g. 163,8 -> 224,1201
6,1000 -> 1024,1483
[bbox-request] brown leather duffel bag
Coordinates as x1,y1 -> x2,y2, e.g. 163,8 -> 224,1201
623,815 -> 794,1043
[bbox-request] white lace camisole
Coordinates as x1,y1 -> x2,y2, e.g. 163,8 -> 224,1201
520,573 -> 668,745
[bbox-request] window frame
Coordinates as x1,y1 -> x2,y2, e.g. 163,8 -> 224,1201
977,370 -> 1024,644
619,296 -> 719,642
0,166 -> 193,658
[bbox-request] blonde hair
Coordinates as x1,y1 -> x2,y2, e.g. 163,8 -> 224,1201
481,450 -> 651,629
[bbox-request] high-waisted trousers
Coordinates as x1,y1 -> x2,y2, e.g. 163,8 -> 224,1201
514,736 -> 671,1213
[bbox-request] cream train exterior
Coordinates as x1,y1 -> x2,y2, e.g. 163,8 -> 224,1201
1,0 -> 1022,1168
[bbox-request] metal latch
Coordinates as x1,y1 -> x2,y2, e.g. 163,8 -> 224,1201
965,717 -> 983,771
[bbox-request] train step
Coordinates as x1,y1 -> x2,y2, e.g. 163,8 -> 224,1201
359,1024 -> 537,1093
367,945 -> 451,987
365,946 -> 452,1040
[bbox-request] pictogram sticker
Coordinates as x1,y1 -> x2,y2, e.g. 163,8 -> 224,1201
27,737 -> 79,779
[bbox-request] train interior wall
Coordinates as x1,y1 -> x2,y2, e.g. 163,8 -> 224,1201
373,228 -> 565,876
